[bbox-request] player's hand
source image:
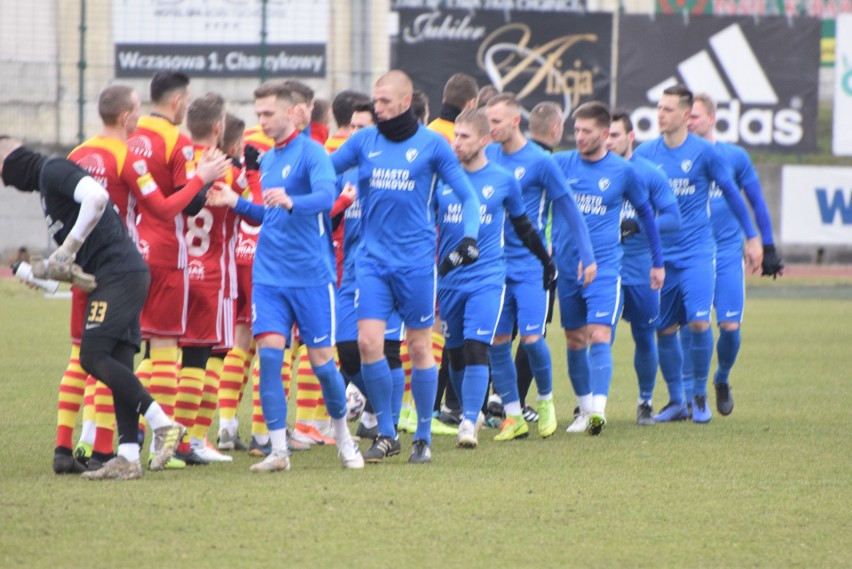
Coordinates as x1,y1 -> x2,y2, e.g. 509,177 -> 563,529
744,237 -> 763,275
196,149 -> 230,184
620,219 -> 640,242
45,236 -> 83,281
243,144 -> 262,172
542,259 -> 558,291
577,261 -> 597,287
70,264 -> 97,293
438,237 -> 480,276
206,181 -> 239,208
650,266 -> 665,291
264,188 -> 293,211
340,182 -> 357,202
761,244 -> 784,279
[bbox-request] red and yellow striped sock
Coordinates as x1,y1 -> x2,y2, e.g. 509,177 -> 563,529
149,347 -> 178,419
400,340 -> 413,411
251,357 -> 267,437
56,344 -> 87,451
135,357 -> 153,433
432,331 -> 445,368
174,366 -> 205,453
93,381 -> 115,456
218,347 -> 247,433
238,343 -> 256,406
191,357 -> 223,443
295,345 -> 319,426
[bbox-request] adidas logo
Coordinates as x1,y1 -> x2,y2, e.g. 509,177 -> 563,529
631,23 -> 803,148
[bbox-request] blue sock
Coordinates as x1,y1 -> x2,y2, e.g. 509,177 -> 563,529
690,327 -> 714,397
462,365 -> 489,423
390,365 -> 405,426
258,347 -> 287,431
411,366 -> 438,444
715,327 -> 741,385
448,365 -> 464,413
489,342 -> 520,406
313,359 -> 347,420
657,333 -> 684,405
361,358 -> 395,437
680,328 -> 694,402
520,337 -> 552,397
567,347 -> 591,397
631,323 -> 657,402
589,342 -> 613,397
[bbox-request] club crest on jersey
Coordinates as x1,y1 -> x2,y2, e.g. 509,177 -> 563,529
514,167 -> 526,180
182,146 -> 194,161
132,159 -> 147,175
406,148 -> 418,163
598,178 -> 611,192
482,185 -> 494,199
681,159 -> 692,173
281,165 -> 291,178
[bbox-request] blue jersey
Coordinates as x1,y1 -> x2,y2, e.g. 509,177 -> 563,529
709,142 -> 759,259
621,155 -> 679,286
485,141 -> 571,281
552,150 -> 646,278
338,168 -> 362,287
435,162 -> 525,291
634,133 -> 734,266
248,135 -> 336,287
331,124 -> 480,269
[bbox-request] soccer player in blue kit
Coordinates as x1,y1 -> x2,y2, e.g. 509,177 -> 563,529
606,109 -> 681,426
633,85 -> 763,424
686,93 -> 783,417
554,102 -> 666,435
207,82 -> 363,471
435,109 -> 556,448
331,70 -> 481,464
484,93 -> 596,441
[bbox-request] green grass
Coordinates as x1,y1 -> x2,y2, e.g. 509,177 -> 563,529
1,280 -> 850,568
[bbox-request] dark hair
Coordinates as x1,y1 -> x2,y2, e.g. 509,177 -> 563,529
98,84 -> 136,126
253,81 -> 294,103
571,101 -> 611,128
150,71 -> 190,103
662,84 -> 694,108
352,101 -> 378,124
187,92 -> 226,139
411,89 -> 429,124
331,90 -> 370,128
311,98 -> 331,124
476,85 -> 498,108
611,108 -> 634,133
222,113 -> 246,151
443,73 -> 479,109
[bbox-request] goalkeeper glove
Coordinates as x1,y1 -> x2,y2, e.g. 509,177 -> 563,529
438,237 -> 479,276
761,244 -> 784,279
243,145 -> 261,172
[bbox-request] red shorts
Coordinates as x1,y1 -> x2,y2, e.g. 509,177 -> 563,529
236,263 -> 253,325
213,297 -> 237,351
70,287 -> 88,344
180,282 -> 222,347
141,265 -> 188,338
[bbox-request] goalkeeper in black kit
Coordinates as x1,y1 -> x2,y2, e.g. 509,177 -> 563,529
0,137 -> 184,480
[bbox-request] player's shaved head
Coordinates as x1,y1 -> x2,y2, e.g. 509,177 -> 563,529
376,70 -> 413,98
529,102 -> 563,139
98,85 -> 136,126
187,92 -> 226,139
455,108 -> 489,137
372,70 -> 414,122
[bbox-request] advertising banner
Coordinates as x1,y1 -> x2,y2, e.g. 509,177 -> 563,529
113,0 -> 328,78
833,14 -> 852,155
391,1 -> 611,145
617,15 -> 821,152
781,166 -> 852,245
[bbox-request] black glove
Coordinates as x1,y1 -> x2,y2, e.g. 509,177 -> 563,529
244,144 -> 261,172
438,237 -> 479,276
620,219 -> 640,242
761,244 -> 784,279
542,259 -> 558,291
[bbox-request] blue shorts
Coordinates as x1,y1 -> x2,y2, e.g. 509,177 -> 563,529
355,261 -> 436,329
337,280 -> 406,342
657,259 -> 715,330
438,285 -> 505,349
252,282 -> 336,347
557,273 -> 621,331
620,284 -> 660,327
495,279 -> 549,337
714,255 -> 744,323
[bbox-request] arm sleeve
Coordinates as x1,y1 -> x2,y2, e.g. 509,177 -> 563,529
743,180 -> 774,245
291,150 -> 336,215
234,196 -> 265,223
69,176 -> 109,242
330,190 -> 354,218
509,214 -> 551,266
436,142 -> 480,238
655,202 -> 681,234
238,169 -> 263,227
181,180 -> 212,216
552,194 -> 595,267
708,148 -> 757,239
137,175 -> 207,220
634,200 -> 664,268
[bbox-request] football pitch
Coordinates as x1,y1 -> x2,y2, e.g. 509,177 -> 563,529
1,279 -> 850,568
